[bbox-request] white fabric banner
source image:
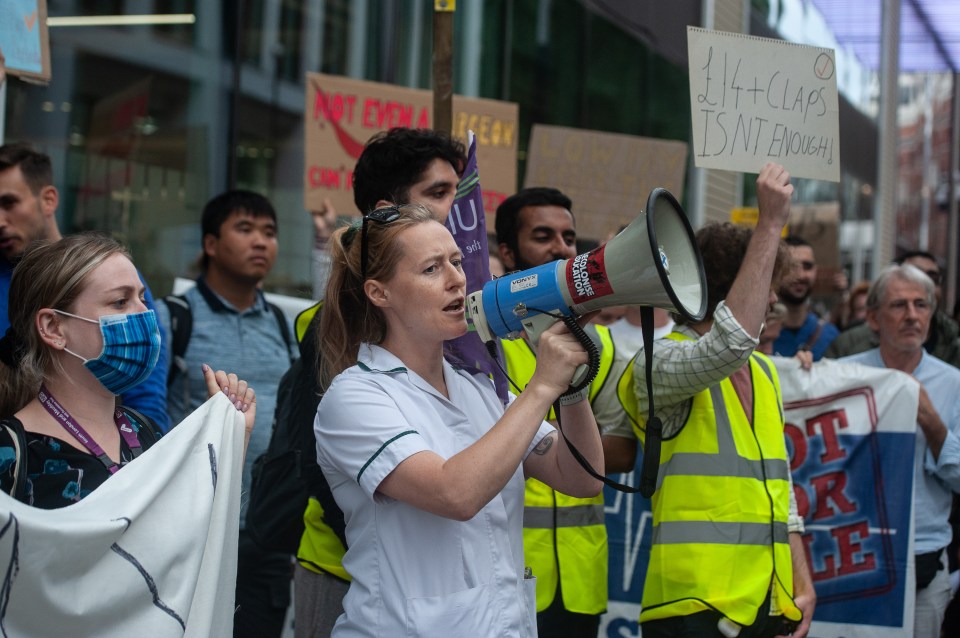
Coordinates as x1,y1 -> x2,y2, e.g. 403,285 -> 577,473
0,393 -> 244,637
776,357 -> 918,638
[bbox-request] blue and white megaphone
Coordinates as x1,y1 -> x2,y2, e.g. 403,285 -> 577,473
467,188 -> 707,351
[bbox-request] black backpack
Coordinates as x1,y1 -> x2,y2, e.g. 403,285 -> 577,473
246,303 -> 347,554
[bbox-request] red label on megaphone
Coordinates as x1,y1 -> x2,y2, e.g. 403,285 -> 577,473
565,245 -> 614,305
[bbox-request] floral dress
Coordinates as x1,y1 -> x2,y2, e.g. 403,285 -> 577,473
0,415 -> 157,509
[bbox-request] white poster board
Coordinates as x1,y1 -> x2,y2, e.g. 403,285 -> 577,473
687,27 -> 840,182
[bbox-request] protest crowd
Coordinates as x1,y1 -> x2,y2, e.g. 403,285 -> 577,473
1,8 -> 959,638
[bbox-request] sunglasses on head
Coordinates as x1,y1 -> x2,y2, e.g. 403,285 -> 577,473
361,206 -> 403,280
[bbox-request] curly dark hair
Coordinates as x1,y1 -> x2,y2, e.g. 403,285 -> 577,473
352,128 -> 466,215
680,222 -> 790,324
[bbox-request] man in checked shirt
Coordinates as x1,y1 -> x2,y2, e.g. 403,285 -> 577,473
623,163 -> 816,638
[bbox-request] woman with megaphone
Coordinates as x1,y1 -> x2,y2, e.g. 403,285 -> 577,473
313,203 -> 603,637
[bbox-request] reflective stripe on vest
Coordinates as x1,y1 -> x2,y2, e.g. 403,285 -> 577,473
503,326 -> 612,616
652,519 -> 789,545
523,502 -> 604,529
640,336 -> 799,627
655,380 -> 790,491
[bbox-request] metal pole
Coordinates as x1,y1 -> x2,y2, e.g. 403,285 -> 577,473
872,0 -> 900,276
432,0 -> 455,134
227,0 -> 245,190
946,72 -> 960,315
920,74 -> 933,250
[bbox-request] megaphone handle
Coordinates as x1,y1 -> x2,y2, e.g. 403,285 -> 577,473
638,306 -> 662,498
520,312 -> 599,395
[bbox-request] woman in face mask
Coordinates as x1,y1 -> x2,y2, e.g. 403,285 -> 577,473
0,233 -> 256,508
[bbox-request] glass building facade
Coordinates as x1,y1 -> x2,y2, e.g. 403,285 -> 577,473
3,0 -> 888,300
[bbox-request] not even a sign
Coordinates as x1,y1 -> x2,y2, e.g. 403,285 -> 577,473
687,27 -> 840,182
304,73 -> 518,222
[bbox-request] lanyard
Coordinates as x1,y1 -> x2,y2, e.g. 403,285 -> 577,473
38,384 -> 143,474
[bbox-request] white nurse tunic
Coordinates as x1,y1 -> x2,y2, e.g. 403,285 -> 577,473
315,343 -> 554,637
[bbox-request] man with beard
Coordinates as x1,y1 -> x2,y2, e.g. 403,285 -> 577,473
772,235 -> 839,360
495,186 -> 635,637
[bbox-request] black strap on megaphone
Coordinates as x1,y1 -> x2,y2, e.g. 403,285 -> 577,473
637,306 -> 662,498
548,308 -> 661,496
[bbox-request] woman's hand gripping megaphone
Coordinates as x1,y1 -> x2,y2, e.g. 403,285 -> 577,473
520,311 -> 601,394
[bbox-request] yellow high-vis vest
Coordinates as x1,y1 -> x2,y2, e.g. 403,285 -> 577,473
503,325 -> 613,615
297,497 -> 350,581
622,332 -> 800,627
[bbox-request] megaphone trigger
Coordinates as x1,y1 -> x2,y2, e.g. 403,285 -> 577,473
519,312 -> 600,392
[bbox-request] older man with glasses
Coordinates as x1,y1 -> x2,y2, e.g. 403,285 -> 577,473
839,263 -> 960,637
826,250 -> 960,367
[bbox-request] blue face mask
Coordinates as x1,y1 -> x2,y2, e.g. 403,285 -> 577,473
57,309 -> 162,395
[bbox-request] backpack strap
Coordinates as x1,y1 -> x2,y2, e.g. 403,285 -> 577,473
1,417 -> 28,502
800,318 -> 826,352
266,302 -> 296,363
163,294 -> 193,387
120,404 -> 162,446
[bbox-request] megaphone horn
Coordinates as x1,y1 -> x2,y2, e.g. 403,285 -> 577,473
467,188 -> 707,344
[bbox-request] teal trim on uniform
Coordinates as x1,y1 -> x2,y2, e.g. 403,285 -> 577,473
357,361 -> 407,374
357,430 -> 418,483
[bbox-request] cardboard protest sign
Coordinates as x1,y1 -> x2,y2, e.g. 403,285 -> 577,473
304,72 -> 518,223
0,0 -> 51,83
688,27 -> 840,182
789,201 -> 842,295
523,124 -> 688,242
731,201 -> 841,294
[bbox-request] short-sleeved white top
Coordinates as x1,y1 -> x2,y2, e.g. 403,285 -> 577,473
314,343 -> 554,637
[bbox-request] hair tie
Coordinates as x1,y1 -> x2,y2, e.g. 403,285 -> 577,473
342,220 -> 363,247
0,327 -> 26,368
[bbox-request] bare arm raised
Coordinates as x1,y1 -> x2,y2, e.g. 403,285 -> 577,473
724,163 -> 793,338
377,321 -> 603,521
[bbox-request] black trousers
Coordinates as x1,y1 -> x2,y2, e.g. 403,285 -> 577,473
234,530 -> 292,638
536,581 -> 601,638
641,594 -> 793,638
